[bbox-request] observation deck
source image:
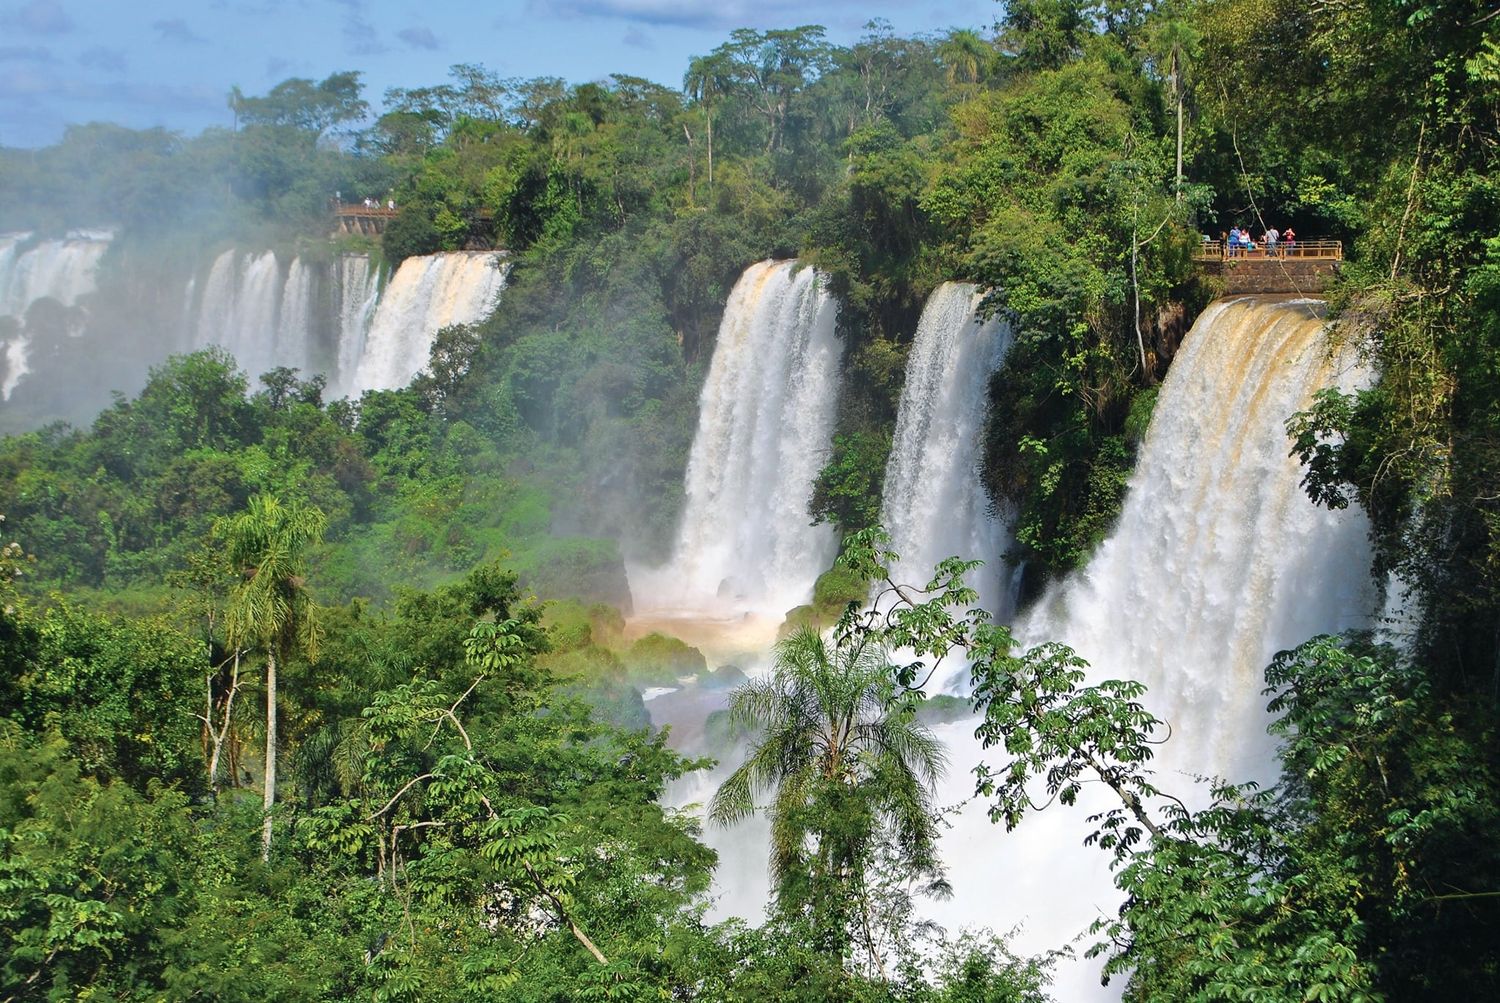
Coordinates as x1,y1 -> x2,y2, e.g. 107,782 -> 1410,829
333,204 -> 397,235
1194,239 -> 1343,295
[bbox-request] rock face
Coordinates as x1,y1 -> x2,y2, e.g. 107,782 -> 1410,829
1198,257 -> 1340,295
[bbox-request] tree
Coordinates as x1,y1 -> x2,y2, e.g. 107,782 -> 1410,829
709,625 -> 948,967
218,493 -> 326,859
684,51 -> 732,198
230,71 -> 369,137
937,28 -> 994,92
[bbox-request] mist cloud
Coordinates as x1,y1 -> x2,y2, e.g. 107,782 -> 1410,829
2,0 -> 73,35
77,46 -> 126,73
397,26 -> 441,51
0,45 -> 54,63
536,0 -> 847,28
152,19 -> 208,45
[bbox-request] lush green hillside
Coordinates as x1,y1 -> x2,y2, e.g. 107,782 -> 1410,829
2,1 -> 1499,999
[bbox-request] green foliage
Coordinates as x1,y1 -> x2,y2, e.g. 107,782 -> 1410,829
710,626 -> 949,962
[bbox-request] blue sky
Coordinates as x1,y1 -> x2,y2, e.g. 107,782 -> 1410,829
0,0 -> 1001,148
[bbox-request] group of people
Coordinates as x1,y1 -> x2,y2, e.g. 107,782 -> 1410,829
1223,224 -> 1295,257
332,191 -> 396,211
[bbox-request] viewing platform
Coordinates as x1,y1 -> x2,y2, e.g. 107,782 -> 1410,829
1194,239 -> 1343,295
333,204 -> 397,235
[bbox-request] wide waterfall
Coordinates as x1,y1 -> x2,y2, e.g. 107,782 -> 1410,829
346,251 -> 509,396
0,231 -> 112,399
925,296 -> 1376,999
186,249 -> 505,399
628,259 -> 843,652
879,281 -> 1016,682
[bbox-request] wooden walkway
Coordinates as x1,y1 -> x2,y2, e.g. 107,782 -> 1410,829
333,204 -> 398,235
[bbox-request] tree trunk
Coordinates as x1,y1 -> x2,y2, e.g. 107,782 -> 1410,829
1175,83 -> 1184,199
262,648 -> 277,861
706,110 -> 714,193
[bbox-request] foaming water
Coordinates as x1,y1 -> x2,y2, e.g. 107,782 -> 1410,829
333,255 -> 382,390
193,249 -> 284,382
0,231 -> 111,398
348,251 -> 509,395
879,282 -> 1016,688
926,297 -> 1378,998
627,260 -> 843,643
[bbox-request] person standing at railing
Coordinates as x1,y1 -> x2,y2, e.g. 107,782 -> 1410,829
1228,226 -> 1242,257
1264,227 -> 1279,257
1283,227 -> 1296,255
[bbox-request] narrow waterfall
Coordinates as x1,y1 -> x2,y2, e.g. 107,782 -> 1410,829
333,255 -> 381,392
628,260 -> 843,646
273,257 -> 316,374
925,296 -> 1377,1000
0,231 -> 111,399
346,251 -> 508,396
880,282 -> 1016,681
193,249 -> 285,383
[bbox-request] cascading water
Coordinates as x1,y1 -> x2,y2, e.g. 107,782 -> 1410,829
0,231 -> 112,399
333,255 -> 381,391
193,249 -> 285,383
879,282 -> 1016,686
628,259 -> 844,651
346,251 -> 509,396
925,296 -> 1377,999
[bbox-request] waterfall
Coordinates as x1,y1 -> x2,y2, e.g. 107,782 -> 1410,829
333,255 -> 381,392
879,282 -> 1016,684
346,251 -> 508,396
193,249 -> 285,384
0,231 -> 112,399
628,259 -> 844,643
925,296 -> 1377,999
273,257 -> 316,374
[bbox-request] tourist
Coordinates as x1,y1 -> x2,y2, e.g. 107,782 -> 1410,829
1264,227 -> 1280,257
1228,226 -> 1242,257
1283,227 -> 1296,254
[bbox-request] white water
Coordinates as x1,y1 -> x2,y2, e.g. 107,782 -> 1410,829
927,297 -> 1377,998
333,255 -> 382,390
193,249 -> 285,384
879,282 -> 1016,687
346,251 -> 509,396
627,259 -> 844,648
0,231 -> 112,399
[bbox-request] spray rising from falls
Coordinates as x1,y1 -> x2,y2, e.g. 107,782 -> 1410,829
346,251 -> 509,396
927,297 -> 1377,999
0,231 -> 112,399
629,260 -> 843,648
879,282 -> 1016,680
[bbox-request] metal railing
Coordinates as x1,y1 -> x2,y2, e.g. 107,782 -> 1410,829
1195,238 -> 1342,261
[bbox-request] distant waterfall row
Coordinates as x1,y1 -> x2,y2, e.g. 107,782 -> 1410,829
185,248 -> 508,398
0,230 -> 112,399
0,231 -> 508,406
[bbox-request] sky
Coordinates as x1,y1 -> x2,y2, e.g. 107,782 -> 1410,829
0,0 -> 1001,148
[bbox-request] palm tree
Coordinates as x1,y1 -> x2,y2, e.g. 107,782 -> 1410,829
937,29 -> 993,93
709,626 -> 948,956
684,52 -> 730,197
219,493 -> 326,860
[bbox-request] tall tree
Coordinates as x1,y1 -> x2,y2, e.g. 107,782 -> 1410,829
218,493 -> 326,859
709,626 -> 948,965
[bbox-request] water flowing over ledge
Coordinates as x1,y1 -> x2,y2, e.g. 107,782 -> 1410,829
628,259 -> 843,652
927,296 -> 1378,1000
